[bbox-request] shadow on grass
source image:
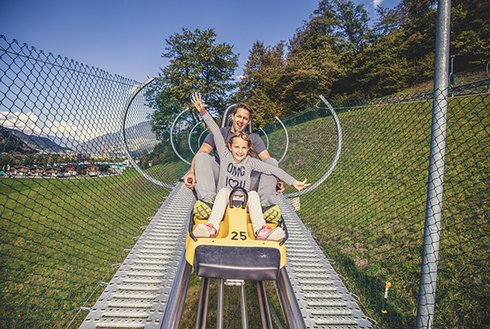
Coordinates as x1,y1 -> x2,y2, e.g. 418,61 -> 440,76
324,244 -> 416,329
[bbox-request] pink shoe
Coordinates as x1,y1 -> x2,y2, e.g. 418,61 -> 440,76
193,223 -> 217,238
255,225 -> 285,241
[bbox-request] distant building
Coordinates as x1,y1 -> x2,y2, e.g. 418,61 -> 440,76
30,166 -> 44,176
44,167 -> 58,177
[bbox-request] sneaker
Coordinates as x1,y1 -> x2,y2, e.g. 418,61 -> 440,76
193,223 -> 217,238
193,199 -> 213,220
255,225 -> 285,241
262,204 -> 281,225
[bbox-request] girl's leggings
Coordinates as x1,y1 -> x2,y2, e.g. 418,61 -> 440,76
207,187 -> 266,233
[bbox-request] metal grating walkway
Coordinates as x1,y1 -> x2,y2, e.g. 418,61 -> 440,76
279,196 -> 373,328
80,183 -> 194,328
80,184 -> 373,328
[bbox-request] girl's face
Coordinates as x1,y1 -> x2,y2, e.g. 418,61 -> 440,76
229,137 -> 250,162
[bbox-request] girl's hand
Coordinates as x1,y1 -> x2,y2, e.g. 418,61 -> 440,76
191,92 -> 207,115
293,179 -> 311,191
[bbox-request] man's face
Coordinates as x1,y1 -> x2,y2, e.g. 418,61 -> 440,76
231,107 -> 250,133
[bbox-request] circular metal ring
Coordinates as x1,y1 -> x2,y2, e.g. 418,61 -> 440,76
259,128 -> 269,149
285,95 -> 342,198
188,120 -> 203,155
170,108 -> 192,165
121,77 -> 174,188
275,116 -> 289,164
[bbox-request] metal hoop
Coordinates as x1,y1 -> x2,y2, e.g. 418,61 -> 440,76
188,120 -> 203,155
121,76 -> 174,188
170,108 -> 192,165
285,95 -> 342,198
259,128 -> 269,149
275,116 -> 290,164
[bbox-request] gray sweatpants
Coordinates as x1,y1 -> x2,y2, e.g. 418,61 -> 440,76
194,153 -> 279,205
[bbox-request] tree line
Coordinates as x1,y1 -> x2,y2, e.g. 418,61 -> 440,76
145,0 -> 488,165
236,0 -> 488,125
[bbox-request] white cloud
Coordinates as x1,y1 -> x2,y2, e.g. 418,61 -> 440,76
0,111 -> 113,142
0,111 -> 42,135
373,0 -> 383,7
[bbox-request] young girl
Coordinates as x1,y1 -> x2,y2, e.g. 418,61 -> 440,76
190,93 -> 309,241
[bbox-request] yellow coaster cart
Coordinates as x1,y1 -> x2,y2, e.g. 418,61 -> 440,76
186,187 -> 287,281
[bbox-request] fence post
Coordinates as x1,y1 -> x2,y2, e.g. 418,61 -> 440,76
416,0 -> 451,328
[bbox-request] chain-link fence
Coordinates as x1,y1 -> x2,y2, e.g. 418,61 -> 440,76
1,33 -> 488,329
0,35 -> 173,328
266,84 -> 488,328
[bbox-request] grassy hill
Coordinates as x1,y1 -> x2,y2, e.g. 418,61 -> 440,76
0,170 -> 169,328
0,77 -> 487,328
261,88 -> 488,328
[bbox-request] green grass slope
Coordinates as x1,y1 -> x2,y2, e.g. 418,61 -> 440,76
0,170 -> 169,328
0,87 -> 487,328
263,92 -> 488,328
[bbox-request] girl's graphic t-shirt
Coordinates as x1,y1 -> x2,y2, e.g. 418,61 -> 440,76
202,113 -> 296,191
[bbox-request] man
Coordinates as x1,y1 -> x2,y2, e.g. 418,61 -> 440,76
184,102 -> 283,222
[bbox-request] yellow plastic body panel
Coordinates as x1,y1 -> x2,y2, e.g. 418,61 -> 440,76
185,206 -> 286,269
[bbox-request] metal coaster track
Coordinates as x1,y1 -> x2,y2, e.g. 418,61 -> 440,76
80,184 -> 373,328
80,183 -> 194,328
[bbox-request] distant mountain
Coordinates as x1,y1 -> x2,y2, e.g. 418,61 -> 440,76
1,121 -> 158,156
0,126 -> 36,153
47,135 -> 81,151
0,127 -> 71,153
79,120 -> 157,156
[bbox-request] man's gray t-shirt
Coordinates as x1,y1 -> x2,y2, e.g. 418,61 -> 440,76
203,126 -> 266,164
202,113 -> 295,191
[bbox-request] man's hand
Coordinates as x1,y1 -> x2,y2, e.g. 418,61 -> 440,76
276,181 -> 285,195
183,172 -> 196,189
292,179 -> 311,191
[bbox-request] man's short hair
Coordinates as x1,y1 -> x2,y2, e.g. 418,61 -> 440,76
234,102 -> 254,117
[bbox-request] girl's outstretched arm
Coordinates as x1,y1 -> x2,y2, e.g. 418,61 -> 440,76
190,92 -> 227,157
249,158 -> 310,191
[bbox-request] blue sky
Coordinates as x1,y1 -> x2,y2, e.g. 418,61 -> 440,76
1,0 -> 399,82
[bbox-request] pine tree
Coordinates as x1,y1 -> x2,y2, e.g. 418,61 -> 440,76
281,1 -> 341,112
451,0 -> 490,69
236,41 -> 286,126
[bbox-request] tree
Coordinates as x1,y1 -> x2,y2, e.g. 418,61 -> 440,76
157,28 -> 238,113
331,0 -> 371,55
236,41 -> 286,126
451,0 -> 490,69
237,41 -> 269,100
355,28 -> 412,97
396,0 -> 438,82
281,3 -> 342,112
328,0 -> 371,96
146,28 -> 238,165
